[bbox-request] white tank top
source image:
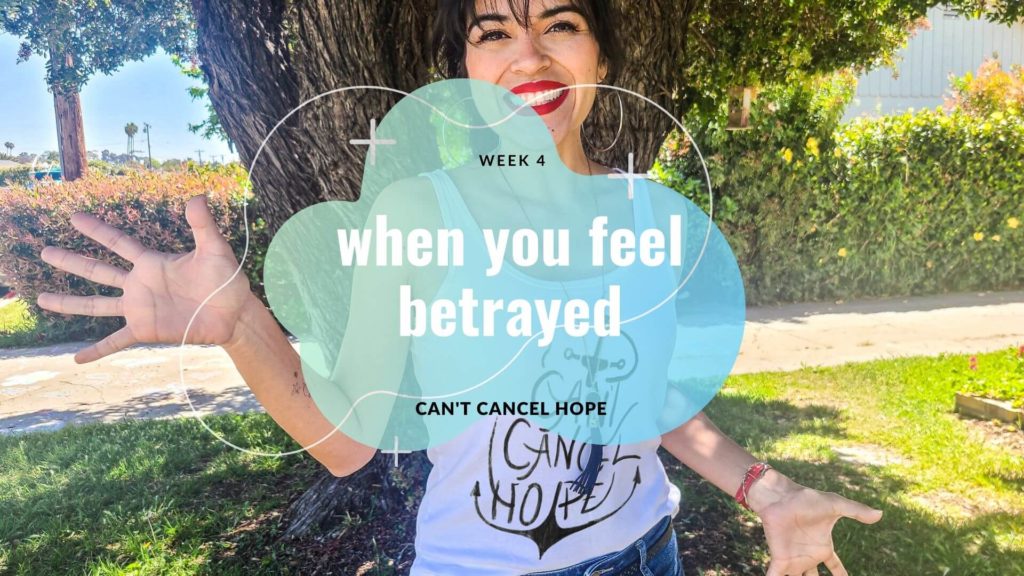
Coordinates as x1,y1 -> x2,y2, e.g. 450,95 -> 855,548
409,169 -> 682,575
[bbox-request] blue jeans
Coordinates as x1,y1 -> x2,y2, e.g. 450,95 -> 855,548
523,516 -> 682,576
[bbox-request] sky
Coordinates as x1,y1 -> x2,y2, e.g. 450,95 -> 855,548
0,32 -> 236,163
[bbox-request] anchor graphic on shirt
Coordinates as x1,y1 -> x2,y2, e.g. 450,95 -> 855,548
471,417 -> 642,558
471,468 -> 640,558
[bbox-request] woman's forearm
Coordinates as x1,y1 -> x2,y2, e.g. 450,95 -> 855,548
222,292 -> 377,476
660,411 -> 800,514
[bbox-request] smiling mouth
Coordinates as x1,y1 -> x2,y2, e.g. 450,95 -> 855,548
517,89 -> 565,105
505,82 -> 570,116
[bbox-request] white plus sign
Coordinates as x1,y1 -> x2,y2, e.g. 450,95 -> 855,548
349,118 -> 396,165
608,152 -> 647,200
380,435 -> 412,467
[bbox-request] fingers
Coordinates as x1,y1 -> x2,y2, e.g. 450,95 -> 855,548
802,569 -> 819,576
70,212 -> 147,263
40,246 -> 127,288
37,293 -> 123,317
834,496 -> 884,524
824,553 -> 848,576
74,326 -> 137,364
185,195 -> 232,256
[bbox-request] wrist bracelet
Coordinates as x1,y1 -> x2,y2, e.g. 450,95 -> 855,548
735,462 -> 772,510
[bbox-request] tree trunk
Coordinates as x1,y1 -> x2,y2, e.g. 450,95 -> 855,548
53,87 -> 87,181
190,0 -> 700,540
49,39 -> 88,182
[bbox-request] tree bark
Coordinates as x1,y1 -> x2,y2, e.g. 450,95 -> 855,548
190,0 -> 699,539
53,87 -> 87,181
48,40 -> 88,182
192,0 -> 697,234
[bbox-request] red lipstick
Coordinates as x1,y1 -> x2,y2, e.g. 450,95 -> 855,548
507,80 -> 570,115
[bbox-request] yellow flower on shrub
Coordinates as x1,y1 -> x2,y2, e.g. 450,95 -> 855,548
973,232 -> 985,241
837,247 -> 848,258
1009,217 -> 1020,229
832,147 -> 843,158
992,234 -> 1001,242
805,137 -> 820,158
781,147 -> 794,164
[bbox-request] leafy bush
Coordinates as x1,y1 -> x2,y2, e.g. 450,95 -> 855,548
86,160 -> 124,176
656,68 -> 1024,305
654,70 -> 858,303
0,166 -> 34,187
825,107 -> 1023,300
946,57 -> 1024,117
0,167 -> 269,345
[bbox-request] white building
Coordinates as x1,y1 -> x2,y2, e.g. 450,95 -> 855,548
845,5 -> 1024,119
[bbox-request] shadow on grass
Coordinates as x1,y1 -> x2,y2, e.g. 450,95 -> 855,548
988,468 -> 1024,492
2,392 -> 1022,575
0,412 -> 321,575
704,392 -> 847,452
666,393 -> 1024,576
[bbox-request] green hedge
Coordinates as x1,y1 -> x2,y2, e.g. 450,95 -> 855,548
0,161 -> 135,188
656,71 -> 1024,305
0,166 -> 34,187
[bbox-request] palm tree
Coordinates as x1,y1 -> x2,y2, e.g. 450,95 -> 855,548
124,123 -> 138,161
3,142 -> 13,155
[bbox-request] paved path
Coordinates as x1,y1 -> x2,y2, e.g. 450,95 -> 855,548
1,290 -> 1022,435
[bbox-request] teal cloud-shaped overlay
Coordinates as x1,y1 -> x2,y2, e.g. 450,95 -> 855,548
263,79 -> 745,452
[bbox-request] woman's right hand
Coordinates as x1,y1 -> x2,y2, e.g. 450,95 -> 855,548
37,195 -> 256,364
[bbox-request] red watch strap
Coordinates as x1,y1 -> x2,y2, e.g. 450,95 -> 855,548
735,462 -> 772,510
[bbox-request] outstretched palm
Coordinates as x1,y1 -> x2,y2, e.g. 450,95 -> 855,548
37,195 -> 253,363
759,485 -> 883,576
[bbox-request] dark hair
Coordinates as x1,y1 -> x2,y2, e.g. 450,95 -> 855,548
432,0 -> 622,84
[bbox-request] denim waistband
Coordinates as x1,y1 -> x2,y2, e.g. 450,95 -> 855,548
523,515 -> 673,576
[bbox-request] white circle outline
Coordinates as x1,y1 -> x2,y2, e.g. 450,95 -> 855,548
177,83 -> 718,457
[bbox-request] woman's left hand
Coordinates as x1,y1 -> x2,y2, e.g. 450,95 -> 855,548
748,471 -> 883,576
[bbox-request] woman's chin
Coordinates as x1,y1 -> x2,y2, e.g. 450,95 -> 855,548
540,123 -> 573,149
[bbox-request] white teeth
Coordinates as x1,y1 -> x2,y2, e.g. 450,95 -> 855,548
520,89 -> 563,105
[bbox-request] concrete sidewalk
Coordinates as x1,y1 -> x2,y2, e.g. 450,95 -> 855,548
2,290 -> 1022,435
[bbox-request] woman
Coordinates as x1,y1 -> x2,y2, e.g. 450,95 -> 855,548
36,1 -> 882,574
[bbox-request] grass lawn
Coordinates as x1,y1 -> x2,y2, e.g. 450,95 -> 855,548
956,346 -> 1024,408
675,347 -> 1024,575
0,297 -> 125,349
1,349 -> 1022,575
0,299 -> 40,348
